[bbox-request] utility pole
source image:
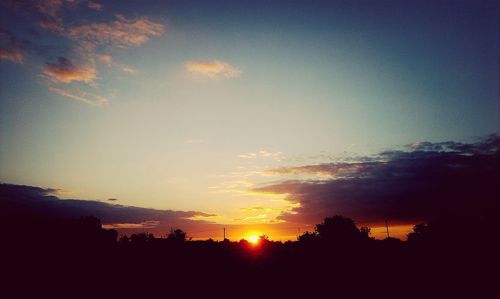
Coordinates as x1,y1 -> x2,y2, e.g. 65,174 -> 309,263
385,219 -> 390,238
223,227 -> 226,240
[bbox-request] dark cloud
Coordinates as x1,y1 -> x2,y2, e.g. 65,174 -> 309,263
254,134 -> 500,227
0,183 -> 216,236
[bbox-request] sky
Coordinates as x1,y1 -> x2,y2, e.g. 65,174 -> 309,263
1,0 -> 499,240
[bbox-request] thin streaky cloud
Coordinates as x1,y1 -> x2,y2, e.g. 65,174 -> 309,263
186,60 -> 241,79
49,87 -> 108,106
118,65 -> 137,74
88,1 -> 103,11
238,150 -> 283,160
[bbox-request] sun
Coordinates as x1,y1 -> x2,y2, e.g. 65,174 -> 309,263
247,235 -> 260,245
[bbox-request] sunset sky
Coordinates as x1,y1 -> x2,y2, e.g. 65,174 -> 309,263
1,0 -> 499,240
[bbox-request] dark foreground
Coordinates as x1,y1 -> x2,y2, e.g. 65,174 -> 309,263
3,215 -> 498,298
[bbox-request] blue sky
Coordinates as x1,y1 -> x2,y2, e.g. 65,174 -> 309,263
1,0 -> 498,239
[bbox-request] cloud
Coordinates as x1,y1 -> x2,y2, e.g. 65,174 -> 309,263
0,28 -> 24,63
266,162 -> 380,178
238,150 -> 283,159
1,5 -> 165,106
251,134 -> 500,227
88,1 -> 103,11
103,220 -> 160,229
43,56 -> 97,83
240,206 -> 266,212
38,17 -> 64,32
118,64 -> 137,74
67,14 -> 165,48
98,54 -> 112,65
36,0 -> 64,18
186,60 -> 241,78
97,55 -> 136,74
33,0 -> 68,33
48,86 -> 108,106
238,152 -> 258,159
0,183 -> 216,236
0,48 -> 24,63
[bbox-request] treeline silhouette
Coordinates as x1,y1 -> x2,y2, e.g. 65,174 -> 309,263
4,213 -> 498,297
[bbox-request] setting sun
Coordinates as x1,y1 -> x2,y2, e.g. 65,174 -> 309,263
247,235 -> 260,245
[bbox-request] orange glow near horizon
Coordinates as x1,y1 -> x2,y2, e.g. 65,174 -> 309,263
186,224 -> 416,242
370,224 -> 415,240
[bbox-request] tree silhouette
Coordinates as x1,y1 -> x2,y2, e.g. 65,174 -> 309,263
408,223 -> 429,240
297,231 -> 318,243
315,215 -> 361,243
360,226 -> 371,239
167,228 -> 187,242
130,232 -> 154,244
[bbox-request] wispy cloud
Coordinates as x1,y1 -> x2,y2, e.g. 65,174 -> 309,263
0,48 -> 24,63
43,56 -> 97,84
38,18 -> 64,32
103,220 -> 160,229
0,29 -> 24,64
118,64 -> 137,74
2,4 -> 165,106
37,0 -> 64,18
240,205 -> 284,212
266,162 -> 380,178
98,54 -> 136,74
238,150 -> 283,161
88,1 -> 103,11
35,0 -> 67,33
48,86 -> 108,106
67,14 -> 165,48
186,60 -> 241,79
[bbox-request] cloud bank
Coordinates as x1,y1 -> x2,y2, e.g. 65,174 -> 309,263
0,183 -> 215,236
252,135 -> 500,227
